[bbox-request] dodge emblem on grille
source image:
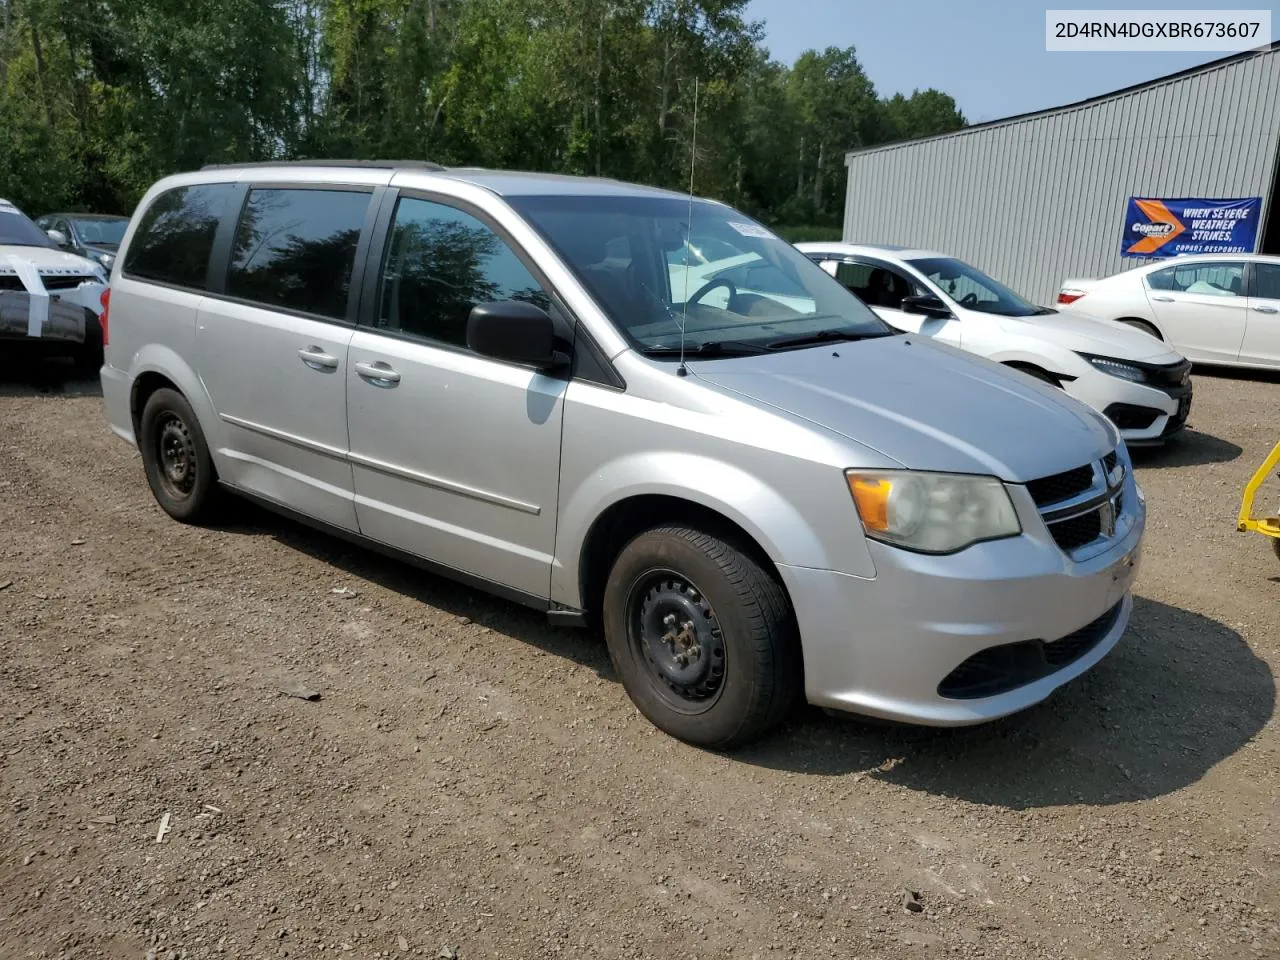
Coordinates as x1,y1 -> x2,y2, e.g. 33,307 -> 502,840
1098,499 -> 1116,538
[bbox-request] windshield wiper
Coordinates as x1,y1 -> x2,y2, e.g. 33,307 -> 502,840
766,329 -> 892,351
639,339 -> 769,358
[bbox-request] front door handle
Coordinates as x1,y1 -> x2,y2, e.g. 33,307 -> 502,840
1253,305 -> 1279,314
354,360 -> 401,385
298,346 -> 339,370
1150,295 -> 1174,302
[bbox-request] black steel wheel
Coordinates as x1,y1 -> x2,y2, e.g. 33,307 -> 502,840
603,525 -> 801,749
155,412 -> 198,500
138,387 -> 224,523
627,569 -> 727,713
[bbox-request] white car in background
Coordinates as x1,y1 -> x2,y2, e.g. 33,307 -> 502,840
1,199 -> 108,374
797,242 -> 1194,445
1057,253 -> 1280,370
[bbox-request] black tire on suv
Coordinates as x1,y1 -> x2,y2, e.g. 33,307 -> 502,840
72,310 -> 103,378
602,525 -> 802,749
138,388 -> 224,523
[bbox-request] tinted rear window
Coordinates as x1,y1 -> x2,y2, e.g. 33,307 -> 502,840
123,183 -> 238,289
227,187 -> 370,320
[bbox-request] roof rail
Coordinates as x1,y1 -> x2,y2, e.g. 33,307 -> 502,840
199,159 -> 446,172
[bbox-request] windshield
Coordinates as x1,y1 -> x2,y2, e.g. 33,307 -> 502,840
0,208 -> 55,248
508,194 -> 891,355
71,217 -> 129,246
907,256 -> 1048,317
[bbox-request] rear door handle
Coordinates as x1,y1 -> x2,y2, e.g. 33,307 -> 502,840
1150,296 -> 1174,302
298,346 -> 339,370
1253,305 -> 1279,314
354,360 -> 401,385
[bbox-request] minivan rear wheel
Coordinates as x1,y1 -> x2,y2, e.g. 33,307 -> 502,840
139,388 -> 223,523
602,525 -> 800,749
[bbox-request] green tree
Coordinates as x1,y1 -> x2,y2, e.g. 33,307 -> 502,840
881,88 -> 966,141
0,0 -> 967,226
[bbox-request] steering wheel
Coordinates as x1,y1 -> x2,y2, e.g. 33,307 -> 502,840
687,276 -> 738,307
958,292 -> 979,307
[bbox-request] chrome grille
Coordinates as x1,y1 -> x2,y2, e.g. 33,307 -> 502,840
1026,465 -> 1093,507
0,273 -> 100,292
1026,452 -> 1126,555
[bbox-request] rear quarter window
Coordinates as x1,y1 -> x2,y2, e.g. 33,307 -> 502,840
123,183 -> 239,290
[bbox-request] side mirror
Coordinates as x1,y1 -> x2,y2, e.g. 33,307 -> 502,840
467,300 -> 569,370
901,293 -> 952,319
47,229 -> 69,248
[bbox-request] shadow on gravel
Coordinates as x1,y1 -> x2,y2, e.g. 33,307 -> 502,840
215,505 -> 1272,809
0,355 -> 102,397
739,597 -> 1274,808
1130,429 -> 1241,469
1190,364 -> 1280,386
220,501 -> 616,676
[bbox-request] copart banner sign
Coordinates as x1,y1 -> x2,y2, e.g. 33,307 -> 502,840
1121,196 -> 1261,257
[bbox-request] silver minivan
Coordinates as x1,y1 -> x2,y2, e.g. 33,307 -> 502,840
100,161 -> 1144,747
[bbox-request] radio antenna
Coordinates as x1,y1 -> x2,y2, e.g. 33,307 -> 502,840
677,76 -> 699,378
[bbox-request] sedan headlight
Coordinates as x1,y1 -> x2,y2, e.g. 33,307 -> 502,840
96,252 -> 115,269
1081,354 -> 1145,383
845,470 -> 1021,554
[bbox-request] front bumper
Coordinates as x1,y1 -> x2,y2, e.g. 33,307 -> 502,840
1064,365 -> 1191,445
0,291 -> 88,345
779,472 -> 1145,725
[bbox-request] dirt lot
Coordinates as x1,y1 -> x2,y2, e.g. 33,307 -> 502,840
0,360 -> 1277,960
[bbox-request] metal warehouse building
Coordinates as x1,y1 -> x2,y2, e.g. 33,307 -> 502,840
841,42 -> 1280,304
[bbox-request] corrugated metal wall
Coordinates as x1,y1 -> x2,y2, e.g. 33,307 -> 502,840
842,46 -> 1280,304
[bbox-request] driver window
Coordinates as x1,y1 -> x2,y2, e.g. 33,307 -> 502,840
375,196 -> 552,348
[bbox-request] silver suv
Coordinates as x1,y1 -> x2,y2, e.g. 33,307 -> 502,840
101,161 -> 1145,747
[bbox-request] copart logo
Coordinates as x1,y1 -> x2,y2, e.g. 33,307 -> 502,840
1131,221 -> 1175,237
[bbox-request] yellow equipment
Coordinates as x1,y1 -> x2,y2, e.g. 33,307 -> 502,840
1237,441 -> 1280,562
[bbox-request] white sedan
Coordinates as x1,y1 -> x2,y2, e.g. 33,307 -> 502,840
1057,253 -> 1280,370
796,242 -> 1194,445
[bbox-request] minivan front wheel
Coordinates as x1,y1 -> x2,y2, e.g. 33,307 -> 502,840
139,388 -> 223,523
602,525 -> 800,749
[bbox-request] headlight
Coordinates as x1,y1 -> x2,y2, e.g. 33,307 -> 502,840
1082,354 -> 1145,383
97,252 -> 115,269
845,470 -> 1021,554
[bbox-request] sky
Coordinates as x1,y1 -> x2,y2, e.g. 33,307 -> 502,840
746,0 -> 1279,123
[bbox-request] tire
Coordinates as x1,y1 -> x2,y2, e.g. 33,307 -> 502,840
1272,537 -> 1280,565
138,388 -> 224,523
72,311 -> 103,378
1119,318 -> 1161,340
602,525 -> 801,749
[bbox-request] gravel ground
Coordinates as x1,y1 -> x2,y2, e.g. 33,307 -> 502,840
1,360 -> 1277,960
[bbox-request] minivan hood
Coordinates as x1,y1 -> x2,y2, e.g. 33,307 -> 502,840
691,335 -> 1115,482
997,309 -> 1182,363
